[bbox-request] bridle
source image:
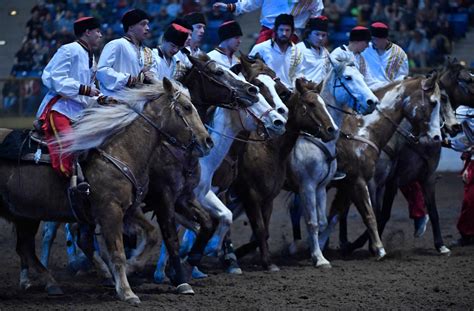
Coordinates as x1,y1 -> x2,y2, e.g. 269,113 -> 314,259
327,57 -> 361,115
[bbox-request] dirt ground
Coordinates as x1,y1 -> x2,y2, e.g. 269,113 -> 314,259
0,172 -> 472,310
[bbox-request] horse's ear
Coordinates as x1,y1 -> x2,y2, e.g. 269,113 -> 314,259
163,77 -> 174,94
295,78 -> 306,94
422,71 -> 438,91
188,55 -> 203,69
229,63 -> 242,75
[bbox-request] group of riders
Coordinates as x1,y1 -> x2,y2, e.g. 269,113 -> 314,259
22,0 -> 474,302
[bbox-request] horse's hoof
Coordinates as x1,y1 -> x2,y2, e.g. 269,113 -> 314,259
101,277 -> 115,287
437,245 -> 451,256
375,247 -> 386,261
266,264 -> 280,272
316,262 -> 332,269
191,266 -> 208,279
125,296 -> 141,306
20,281 -> 32,291
176,283 -> 194,295
46,285 -> 64,296
227,266 -> 243,275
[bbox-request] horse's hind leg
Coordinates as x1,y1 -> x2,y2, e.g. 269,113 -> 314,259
125,208 -> 159,275
40,221 -> 60,268
15,219 -> 63,295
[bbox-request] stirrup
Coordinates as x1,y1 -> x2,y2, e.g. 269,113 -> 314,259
332,171 -> 346,181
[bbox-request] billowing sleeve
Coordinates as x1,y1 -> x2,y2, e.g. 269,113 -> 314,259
234,0 -> 264,15
310,0 -> 324,17
42,46 -> 82,98
96,41 -> 130,93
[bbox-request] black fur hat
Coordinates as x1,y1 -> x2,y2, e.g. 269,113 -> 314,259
218,20 -> 243,42
122,9 -> 149,33
74,17 -> 100,37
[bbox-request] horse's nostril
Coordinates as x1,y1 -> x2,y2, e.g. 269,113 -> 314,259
433,135 -> 441,141
248,86 -> 258,95
367,99 -> 377,106
206,137 -> 214,149
273,119 -> 284,128
327,126 -> 335,133
453,124 -> 462,132
277,107 -> 287,115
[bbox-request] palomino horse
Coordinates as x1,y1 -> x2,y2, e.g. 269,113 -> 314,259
344,62 -> 473,255
285,56 -> 379,268
0,78 -> 212,305
224,78 -> 337,271
38,54 -> 261,279
322,74 -> 443,259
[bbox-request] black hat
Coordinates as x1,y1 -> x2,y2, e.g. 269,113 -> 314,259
349,26 -> 371,42
274,13 -> 294,31
370,22 -> 389,38
306,16 -> 329,32
184,12 -> 206,26
171,17 -> 193,31
218,20 -> 243,42
74,17 -> 100,37
122,9 -> 149,33
163,23 -> 191,47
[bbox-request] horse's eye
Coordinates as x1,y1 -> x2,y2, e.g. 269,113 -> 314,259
214,69 -> 224,76
183,104 -> 192,112
345,75 -> 352,81
440,94 -> 448,102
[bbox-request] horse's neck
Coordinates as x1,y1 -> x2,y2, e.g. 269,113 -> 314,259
359,96 -> 405,150
200,107 -> 242,175
386,119 -> 411,154
321,82 -> 346,127
103,117 -> 159,174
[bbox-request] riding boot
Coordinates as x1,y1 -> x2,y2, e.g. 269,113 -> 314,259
75,159 -> 90,195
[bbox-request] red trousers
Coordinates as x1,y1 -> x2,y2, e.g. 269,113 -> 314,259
458,160 -> 474,237
42,110 -> 73,177
255,26 -> 300,44
400,181 -> 427,219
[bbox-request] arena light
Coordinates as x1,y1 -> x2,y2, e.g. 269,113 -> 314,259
0,40 -> 6,45
9,10 -> 17,16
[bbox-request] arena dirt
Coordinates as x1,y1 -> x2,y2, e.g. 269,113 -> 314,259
0,172 -> 472,310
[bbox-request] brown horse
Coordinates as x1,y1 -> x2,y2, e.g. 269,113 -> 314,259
0,78 -> 212,305
227,78 -> 337,271
325,74 -> 442,259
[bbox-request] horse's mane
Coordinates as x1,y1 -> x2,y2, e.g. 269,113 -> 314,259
63,81 -> 189,153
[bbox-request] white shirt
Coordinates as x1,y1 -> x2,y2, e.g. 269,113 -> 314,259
362,42 -> 409,90
297,40 -> 330,84
249,39 -> 304,89
207,48 -> 240,69
96,37 -> 157,96
233,0 -> 324,29
36,41 -> 96,121
330,45 -> 379,90
152,47 -> 180,80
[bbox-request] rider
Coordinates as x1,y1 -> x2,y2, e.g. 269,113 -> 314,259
174,12 -> 207,72
330,26 -> 378,89
249,13 -> 305,90
361,22 -> 428,237
36,16 -> 102,184
96,9 -> 158,96
297,15 -> 330,84
153,22 -> 192,80
207,20 -> 243,68
213,0 -> 324,44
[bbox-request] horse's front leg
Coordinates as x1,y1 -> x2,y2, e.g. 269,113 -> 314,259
95,202 -> 140,305
350,178 -> 386,260
420,178 -> 451,255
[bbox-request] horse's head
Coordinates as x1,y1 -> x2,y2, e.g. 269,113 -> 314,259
152,78 -> 213,157
239,53 -> 290,119
401,74 -> 442,145
183,54 -> 259,110
439,58 -> 474,110
291,78 -> 338,142
325,56 -> 379,115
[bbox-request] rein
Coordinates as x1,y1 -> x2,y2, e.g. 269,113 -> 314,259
327,57 -> 360,114
205,124 -> 267,143
375,106 -> 419,145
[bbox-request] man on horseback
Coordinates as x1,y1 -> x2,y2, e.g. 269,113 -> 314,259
97,9 -> 158,96
207,20 -> 243,68
153,22 -> 192,80
361,22 -> 429,237
35,16 -> 102,183
174,12 -> 207,72
249,14 -> 305,90
296,15 -> 330,84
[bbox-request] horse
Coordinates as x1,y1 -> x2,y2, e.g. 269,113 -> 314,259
221,78 -> 338,271
342,61 -> 474,255
284,56 -> 379,268
320,73 -> 443,260
38,54 -> 261,276
0,78 -> 212,305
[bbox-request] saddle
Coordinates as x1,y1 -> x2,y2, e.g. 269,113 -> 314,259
0,127 -> 50,163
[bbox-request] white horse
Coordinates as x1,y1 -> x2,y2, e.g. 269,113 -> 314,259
286,56 -> 379,267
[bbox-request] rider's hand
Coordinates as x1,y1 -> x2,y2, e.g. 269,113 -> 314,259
441,138 -> 451,148
89,86 -> 100,97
